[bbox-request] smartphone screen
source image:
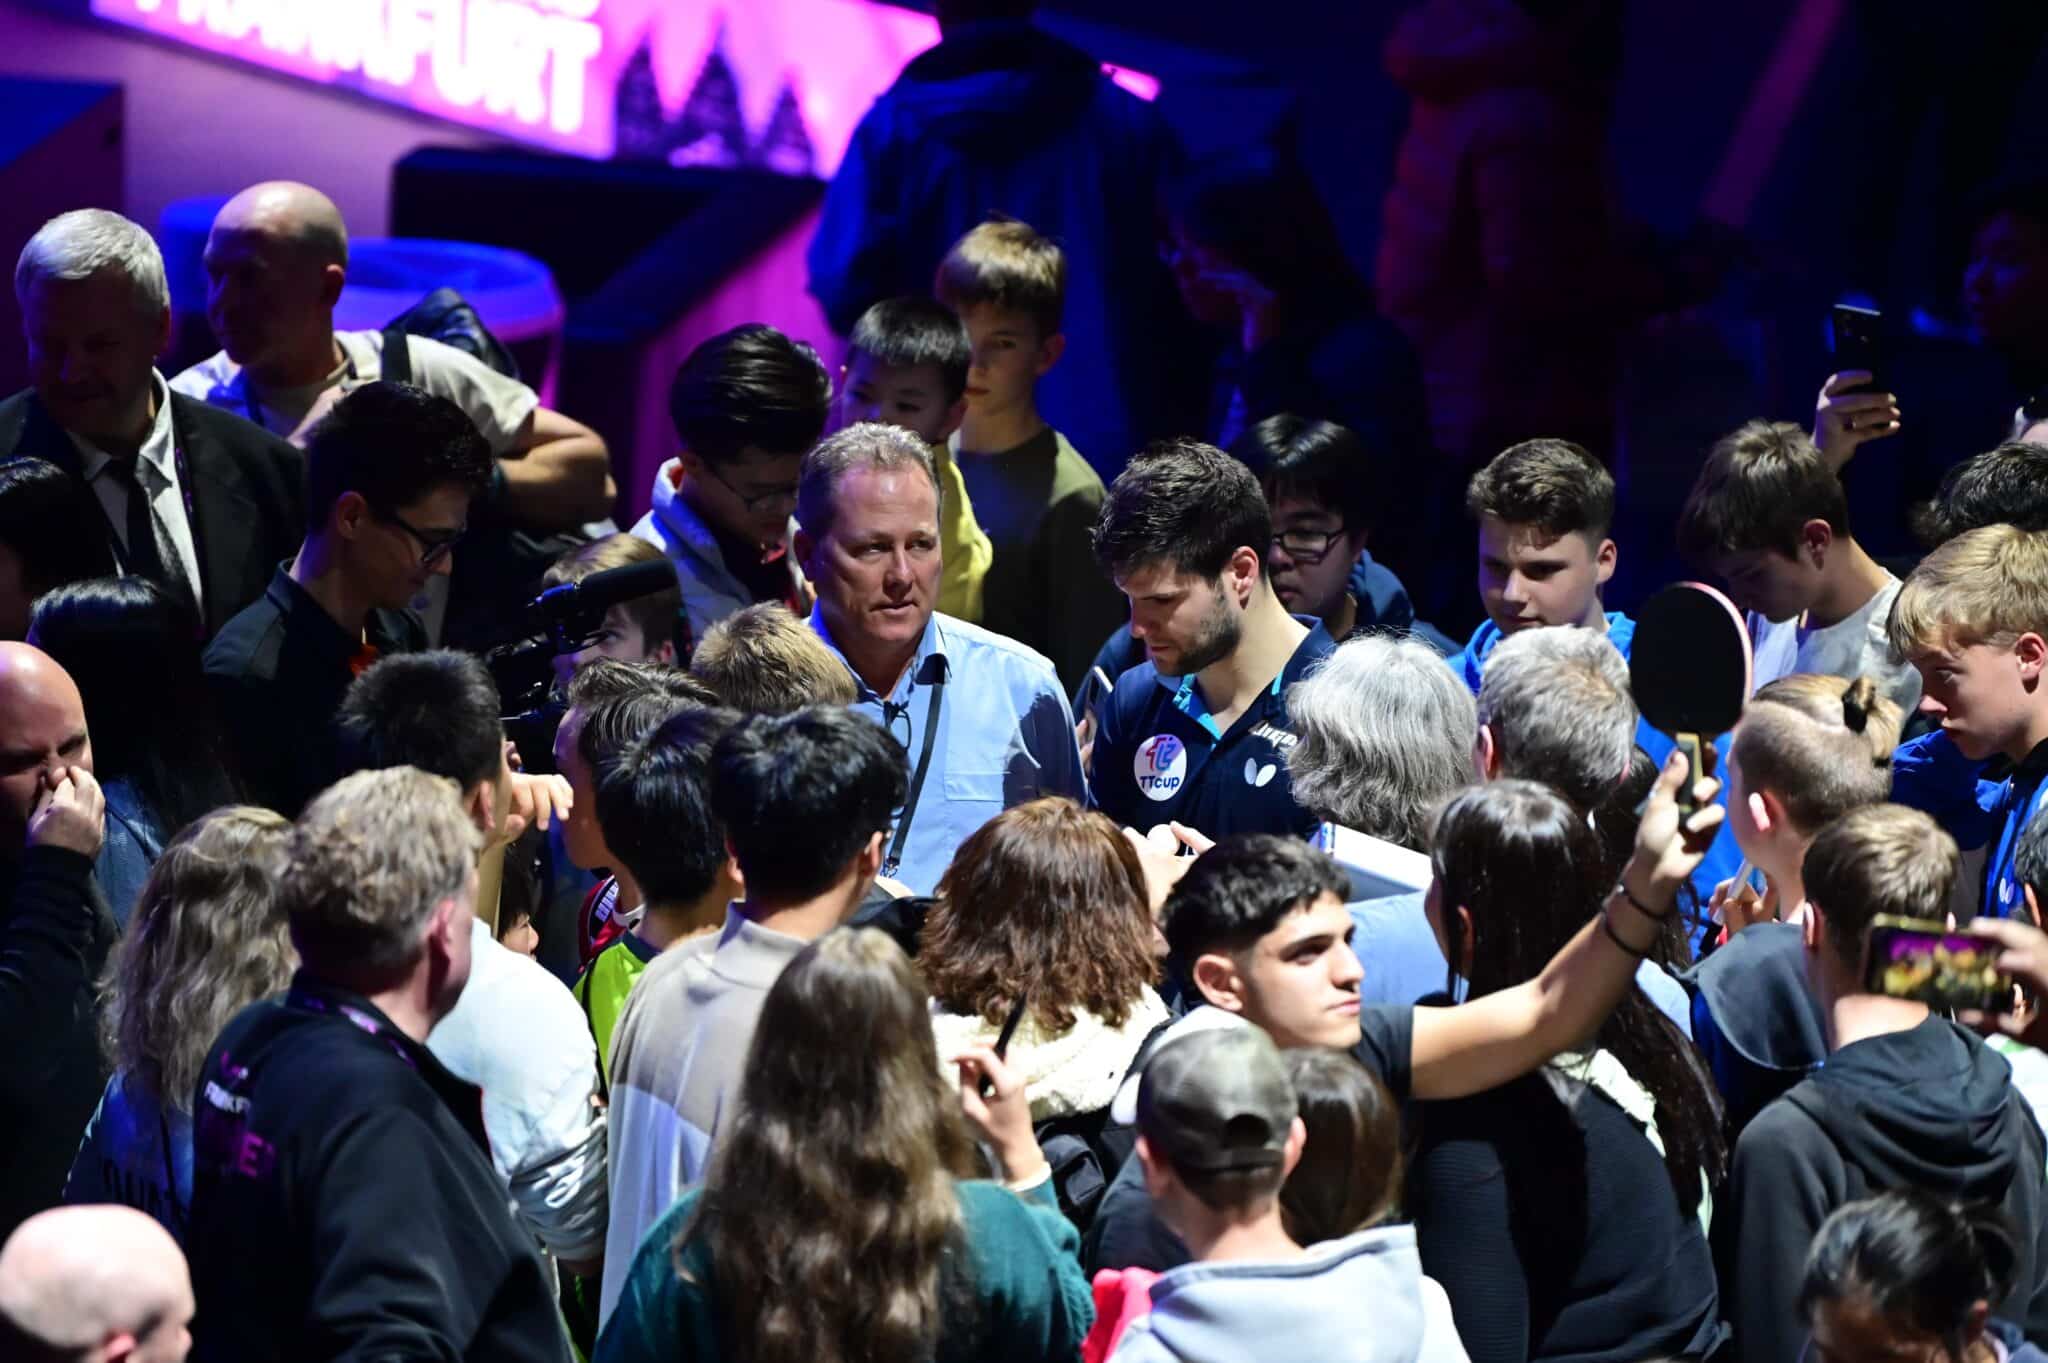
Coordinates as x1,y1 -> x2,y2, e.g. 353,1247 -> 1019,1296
1831,304 -> 1884,390
1863,916 -> 2016,1013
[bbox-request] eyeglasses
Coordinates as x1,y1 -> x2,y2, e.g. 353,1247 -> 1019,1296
1271,527 -> 1348,564
379,508 -> 466,568
706,461 -> 799,515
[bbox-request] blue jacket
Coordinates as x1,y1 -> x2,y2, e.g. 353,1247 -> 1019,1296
807,19 -> 1186,475
1891,730 -> 2048,919
1456,612 -> 1743,946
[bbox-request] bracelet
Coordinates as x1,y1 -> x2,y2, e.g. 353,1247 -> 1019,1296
1601,908 -> 1650,959
1616,878 -> 1672,923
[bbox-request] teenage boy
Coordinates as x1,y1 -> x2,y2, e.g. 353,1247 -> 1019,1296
541,534 -> 681,687
600,706 -> 906,1322
833,296 -> 992,624
934,218 -> 1124,691
1086,749 -> 1722,1273
1089,440 -> 1329,840
1111,1025 -> 1461,1363
1453,438 -> 1741,918
1717,804 -> 2048,1360
630,324 -> 832,646
1678,420 -> 1919,713
203,382 -> 492,817
687,601 -> 858,715
576,702 -> 740,1080
1889,524 -> 2048,919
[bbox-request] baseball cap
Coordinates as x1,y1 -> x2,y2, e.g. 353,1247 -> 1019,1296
1133,1025 -> 1298,1175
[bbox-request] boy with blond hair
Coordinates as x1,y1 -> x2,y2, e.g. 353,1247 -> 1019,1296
936,218 -> 1125,693
1889,524 -> 2048,919
1678,421 -> 1918,714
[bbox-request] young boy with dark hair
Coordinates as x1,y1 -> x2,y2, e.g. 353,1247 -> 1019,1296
833,296 -> 992,624
1717,804 -> 2048,1360
935,218 -> 1124,692
631,324 -> 831,646
575,702 -> 740,1080
1890,524 -> 2048,920
1678,420 -> 1918,713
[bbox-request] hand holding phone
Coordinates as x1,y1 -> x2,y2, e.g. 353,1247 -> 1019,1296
1864,916 -> 2022,1013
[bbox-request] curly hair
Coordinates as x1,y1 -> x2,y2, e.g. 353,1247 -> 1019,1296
919,798 -> 1159,1032
100,806 -> 295,1111
680,929 -> 981,1363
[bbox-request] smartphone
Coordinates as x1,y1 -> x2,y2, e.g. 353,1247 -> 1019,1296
1830,303 -> 1884,392
1863,916 -> 2018,1013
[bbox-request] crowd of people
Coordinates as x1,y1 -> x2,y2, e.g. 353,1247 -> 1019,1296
5,1 -> 2048,1359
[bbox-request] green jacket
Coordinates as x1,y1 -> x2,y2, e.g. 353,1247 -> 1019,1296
594,1179 -> 1093,1362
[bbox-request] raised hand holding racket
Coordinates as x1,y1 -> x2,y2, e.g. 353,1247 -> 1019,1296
1629,583 -> 1753,815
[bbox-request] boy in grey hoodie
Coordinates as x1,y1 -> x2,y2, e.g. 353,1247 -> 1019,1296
1110,1025 -> 1468,1363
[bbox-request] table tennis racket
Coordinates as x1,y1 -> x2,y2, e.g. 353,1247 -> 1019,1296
1629,582 -> 1753,814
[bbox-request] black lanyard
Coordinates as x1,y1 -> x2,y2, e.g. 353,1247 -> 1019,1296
882,667 -> 946,880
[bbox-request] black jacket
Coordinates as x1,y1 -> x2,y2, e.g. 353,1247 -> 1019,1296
1718,1015 -> 2048,1361
187,974 -> 569,1363
0,846 -> 114,1243
0,387 -> 305,636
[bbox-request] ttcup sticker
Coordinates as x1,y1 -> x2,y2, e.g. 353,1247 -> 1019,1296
1135,734 -> 1187,801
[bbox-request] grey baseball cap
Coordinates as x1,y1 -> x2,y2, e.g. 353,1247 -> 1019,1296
1135,1025 -> 1298,1175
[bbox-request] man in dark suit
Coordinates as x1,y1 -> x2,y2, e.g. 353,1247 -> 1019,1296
1,209 -> 302,637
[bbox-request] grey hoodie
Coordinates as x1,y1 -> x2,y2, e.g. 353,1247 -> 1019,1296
1110,1225 -> 1470,1363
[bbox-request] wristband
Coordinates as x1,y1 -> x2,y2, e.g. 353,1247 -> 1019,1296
1617,879 -> 1671,922
1601,908 -> 1650,959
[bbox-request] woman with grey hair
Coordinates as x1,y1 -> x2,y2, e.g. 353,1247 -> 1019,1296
1286,633 -> 1477,851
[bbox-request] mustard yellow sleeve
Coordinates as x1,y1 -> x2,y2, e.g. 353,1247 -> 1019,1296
932,440 -> 992,623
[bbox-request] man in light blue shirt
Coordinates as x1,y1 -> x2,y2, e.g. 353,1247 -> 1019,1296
799,421 -> 1081,895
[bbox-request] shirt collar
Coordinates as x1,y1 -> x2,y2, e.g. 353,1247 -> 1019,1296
71,370 -> 176,481
809,602 -> 947,703
266,563 -> 406,662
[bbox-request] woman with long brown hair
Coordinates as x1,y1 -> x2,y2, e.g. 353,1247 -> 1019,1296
64,806 -> 294,1240
596,927 -> 1092,1363
919,798 -> 1169,1223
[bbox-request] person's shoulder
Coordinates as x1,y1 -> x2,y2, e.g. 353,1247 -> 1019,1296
168,391 -> 301,463
1737,1080 -> 1831,1159
1046,430 -> 1106,498
1451,619 -> 1498,691
956,1179 -> 1076,1255
203,584 -> 289,676
398,331 -> 524,384
936,612 -> 1061,688
167,351 -> 237,401
0,386 -> 33,427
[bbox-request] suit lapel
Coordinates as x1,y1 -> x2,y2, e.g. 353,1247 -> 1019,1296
169,396 -> 258,633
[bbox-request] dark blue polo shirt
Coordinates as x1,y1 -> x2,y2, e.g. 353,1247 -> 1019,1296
1089,620 -> 1335,838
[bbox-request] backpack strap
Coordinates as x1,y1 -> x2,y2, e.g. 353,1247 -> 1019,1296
378,324 -> 414,387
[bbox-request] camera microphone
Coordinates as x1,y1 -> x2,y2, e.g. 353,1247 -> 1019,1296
526,558 -> 679,641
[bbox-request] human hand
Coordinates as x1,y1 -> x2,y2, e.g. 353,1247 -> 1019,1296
1075,712 -> 1096,777
500,771 -> 573,846
954,1044 -> 1045,1183
1812,371 -> 1901,473
1623,749 -> 1724,910
1124,826 -> 1195,917
27,766 -> 104,858
1956,917 -> 2048,1051
1709,867 -> 1778,934
1169,822 -> 1214,856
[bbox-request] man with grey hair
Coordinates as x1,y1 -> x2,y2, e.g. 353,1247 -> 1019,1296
796,419 -> 1080,894
0,1204 -> 192,1362
1352,625 -> 1694,1031
183,767 -> 569,1363
0,209 -> 303,635
173,181 -> 614,643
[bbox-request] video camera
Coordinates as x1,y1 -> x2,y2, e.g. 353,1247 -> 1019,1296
487,557 -> 680,770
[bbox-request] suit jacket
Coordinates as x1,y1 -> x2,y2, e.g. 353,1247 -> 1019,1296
0,387 -> 305,636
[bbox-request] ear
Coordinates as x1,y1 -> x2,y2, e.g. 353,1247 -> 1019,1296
1800,518 -> 1834,565
1191,950 -> 1249,1013
1454,905 -> 1476,975
1136,1133 -> 1170,1199
1593,536 -> 1618,588
151,305 -> 172,357
1748,789 -> 1776,837
463,778 -> 496,837
1801,897 -> 1825,956
2026,884 -> 2041,930
937,395 -> 968,442
332,490 -> 371,542
1036,331 -> 1067,376
102,1331 -> 138,1363
675,445 -> 708,478
1278,1114 -> 1307,1181
1474,724 -> 1500,781
793,526 -> 818,580
2015,631 -> 2047,683
649,638 -> 677,666
1228,545 -> 1263,603
319,262 -> 346,309
857,828 -> 885,882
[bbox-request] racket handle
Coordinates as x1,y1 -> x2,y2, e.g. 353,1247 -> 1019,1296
1674,734 -> 1703,817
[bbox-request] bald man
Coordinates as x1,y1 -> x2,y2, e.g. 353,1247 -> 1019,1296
0,643 -> 113,1243
171,182 -> 616,643
0,1205 -> 192,1362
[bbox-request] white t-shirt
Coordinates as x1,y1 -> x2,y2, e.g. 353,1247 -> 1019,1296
170,329 -> 537,454
1749,575 -> 1921,716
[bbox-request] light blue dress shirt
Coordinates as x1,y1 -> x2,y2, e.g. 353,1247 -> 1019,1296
811,606 -> 1083,895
